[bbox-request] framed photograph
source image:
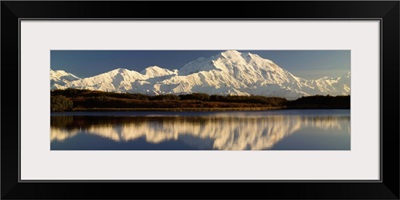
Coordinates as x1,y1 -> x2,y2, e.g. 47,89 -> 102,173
2,1 -> 399,199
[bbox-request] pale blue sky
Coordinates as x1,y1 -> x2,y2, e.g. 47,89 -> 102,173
51,50 -> 350,79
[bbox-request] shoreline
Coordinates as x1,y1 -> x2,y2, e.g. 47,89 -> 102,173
51,106 -> 350,112
70,106 -> 287,112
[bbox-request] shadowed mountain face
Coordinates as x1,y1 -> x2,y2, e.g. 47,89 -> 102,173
51,50 -> 350,100
51,111 -> 350,150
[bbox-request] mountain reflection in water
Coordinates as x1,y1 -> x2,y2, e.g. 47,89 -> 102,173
51,111 -> 350,150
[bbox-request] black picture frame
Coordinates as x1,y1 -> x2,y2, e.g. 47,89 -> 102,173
1,1 -> 399,199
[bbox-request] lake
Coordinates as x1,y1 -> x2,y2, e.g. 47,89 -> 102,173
51,109 -> 350,150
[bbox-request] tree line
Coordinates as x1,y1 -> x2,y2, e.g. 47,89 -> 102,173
51,88 -> 350,111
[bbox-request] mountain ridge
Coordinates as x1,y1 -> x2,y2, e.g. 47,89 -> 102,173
51,50 -> 350,99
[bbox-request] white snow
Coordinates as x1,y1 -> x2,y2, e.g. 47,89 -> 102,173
50,50 -> 351,99
50,69 -> 80,90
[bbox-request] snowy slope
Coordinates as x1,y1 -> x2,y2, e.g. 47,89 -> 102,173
65,68 -> 146,92
303,71 -> 351,96
141,66 -> 178,79
51,50 -> 351,99
50,69 -> 80,90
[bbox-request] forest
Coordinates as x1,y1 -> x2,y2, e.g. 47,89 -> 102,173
51,88 -> 350,112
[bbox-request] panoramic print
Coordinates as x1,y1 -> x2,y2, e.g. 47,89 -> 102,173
50,50 -> 350,150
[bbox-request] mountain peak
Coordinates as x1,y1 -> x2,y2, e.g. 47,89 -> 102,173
220,50 -> 241,57
219,50 -> 271,63
145,65 -> 163,70
244,52 -> 259,58
50,69 -> 80,90
141,66 -> 177,78
179,50 -> 282,76
50,69 -> 80,79
141,66 -> 168,73
51,69 -> 65,73
51,69 -> 70,76
111,68 -> 129,73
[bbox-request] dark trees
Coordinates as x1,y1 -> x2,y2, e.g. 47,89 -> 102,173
51,95 -> 73,112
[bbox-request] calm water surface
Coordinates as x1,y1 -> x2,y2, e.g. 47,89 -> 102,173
51,110 -> 350,150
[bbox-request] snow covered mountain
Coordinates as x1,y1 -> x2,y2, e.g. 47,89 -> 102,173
50,69 -> 80,90
141,66 -> 178,79
50,50 -> 351,99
